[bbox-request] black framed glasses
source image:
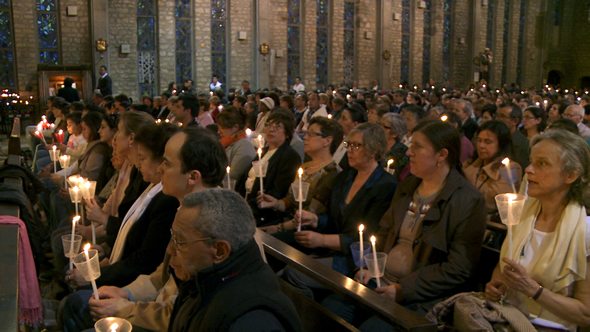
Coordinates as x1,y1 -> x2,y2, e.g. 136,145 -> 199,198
343,141 -> 363,151
170,229 -> 215,251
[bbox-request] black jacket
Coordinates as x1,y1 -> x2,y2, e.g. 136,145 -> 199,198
97,74 -> 113,96
57,87 -> 80,103
169,240 -> 303,332
461,117 -> 479,141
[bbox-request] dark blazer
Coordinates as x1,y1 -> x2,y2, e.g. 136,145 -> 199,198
96,189 -> 179,287
326,166 -> 397,276
377,168 -> 486,305
461,117 -> 479,141
57,87 -> 80,103
512,130 -> 530,172
97,74 -> 113,96
239,142 -> 301,226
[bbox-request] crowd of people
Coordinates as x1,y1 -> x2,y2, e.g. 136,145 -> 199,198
24,75 -> 590,331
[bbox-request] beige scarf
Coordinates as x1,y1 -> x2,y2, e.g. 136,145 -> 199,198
501,197 -> 587,329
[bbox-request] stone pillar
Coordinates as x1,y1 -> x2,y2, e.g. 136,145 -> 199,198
60,0 -> 91,65
158,0 -> 175,94
505,0 -> 520,86
409,0 -> 423,87
356,0 -> 377,87
108,0 -> 138,100
255,0 -> 271,89
430,0 -> 443,86
490,0 -> 504,88
330,0 -> 344,88
389,0 -> 402,88
194,0 -> 212,92
521,0 -> 542,89
269,0 -> 288,90
303,0 -> 316,90
91,0 -> 109,91
450,0 -> 469,89
378,0 -> 393,88
230,0 -> 254,89
12,0 -> 38,97
470,0 -> 484,83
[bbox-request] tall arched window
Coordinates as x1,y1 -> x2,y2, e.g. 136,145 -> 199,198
401,0 -> 410,84
422,0 -> 431,86
442,0 -> 451,82
0,0 -> 15,89
486,0 -> 494,49
176,0 -> 193,84
287,0 -> 301,88
37,0 -> 59,64
316,0 -> 329,90
343,1 -> 355,86
138,0 -> 158,97
211,0 -> 227,88
501,0 -> 509,84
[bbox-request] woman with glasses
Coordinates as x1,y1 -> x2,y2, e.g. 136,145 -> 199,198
283,123 -> 397,298
323,121 -> 486,330
522,106 -> 547,140
242,110 -> 301,226
380,113 -> 410,182
258,117 -> 343,234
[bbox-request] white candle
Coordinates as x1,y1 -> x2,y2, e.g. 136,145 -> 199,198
371,236 -> 380,287
501,158 -> 517,193
258,134 -> 263,149
110,323 -> 119,332
507,194 -> 514,260
258,148 -> 264,199
83,243 -> 99,300
52,145 -> 58,173
246,128 -> 252,141
359,224 -> 364,282
73,186 -> 79,216
386,159 -> 394,173
226,166 -> 231,190
440,115 -> 448,122
69,216 -> 80,270
297,168 -> 303,232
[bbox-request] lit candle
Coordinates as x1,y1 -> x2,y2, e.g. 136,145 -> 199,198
73,186 -> 79,216
52,145 -> 58,173
110,323 -> 119,332
386,159 -> 394,173
83,243 -> 100,300
507,194 -> 515,260
370,236 -> 380,287
359,224 -> 364,282
246,128 -> 252,141
297,168 -> 303,232
258,134 -> 264,149
327,114 -> 332,119
226,166 -> 231,190
257,148 -> 264,200
440,115 -> 448,122
501,158 -> 517,193
69,216 -> 80,270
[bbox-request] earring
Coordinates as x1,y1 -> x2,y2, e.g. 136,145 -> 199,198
436,161 -> 441,167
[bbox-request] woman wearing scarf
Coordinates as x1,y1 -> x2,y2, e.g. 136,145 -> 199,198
485,130 -> 590,331
216,106 -> 257,181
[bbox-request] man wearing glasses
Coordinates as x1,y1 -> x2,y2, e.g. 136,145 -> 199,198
563,105 -> 590,139
497,102 -> 530,170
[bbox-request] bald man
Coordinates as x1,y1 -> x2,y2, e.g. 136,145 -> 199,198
563,105 -> 590,139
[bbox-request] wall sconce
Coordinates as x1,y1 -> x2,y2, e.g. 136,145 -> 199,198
95,39 -> 107,52
382,50 -> 391,60
259,43 -> 270,55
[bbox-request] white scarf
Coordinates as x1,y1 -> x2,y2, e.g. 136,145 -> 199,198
109,182 -> 162,264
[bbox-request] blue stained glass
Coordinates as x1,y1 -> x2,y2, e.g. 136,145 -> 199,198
137,17 -> 155,50
401,35 -> 410,60
211,0 -> 226,20
0,0 -> 8,9
402,8 -> 410,34
0,50 -> 15,86
401,60 -> 409,84
443,0 -> 451,82
211,21 -> 226,52
211,53 -> 226,86
317,0 -> 328,26
176,52 -> 192,83
423,37 -> 431,62
287,55 -> 300,85
176,19 -> 191,51
138,0 -> 155,16
288,0 -> 300,24
37,0 -> 56,11
288,26 -> 300,53
444,0 -> 451,12
344,30 -> 354,57
40,51 -> 58,64
424,0 -> 431,10
175,0 -> 190,18
554,0 -> 560,25
402,0 -> 410,7
424,11 -> 431,36
316,27 -> 328,56
139,85 -> 154,97
486,0 -> 494,49
423,36 -> 431,84
316,56 -> 328,88
0,11 -> 11,48
38,13 -> 58,49
344,2 -> 354,29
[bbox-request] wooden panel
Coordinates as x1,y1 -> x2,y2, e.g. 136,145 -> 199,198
0,224 -> 19,331
259,231 -> 436,332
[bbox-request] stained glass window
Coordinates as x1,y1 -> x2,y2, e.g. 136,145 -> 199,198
422,0 -> 431,86
442,0 -> 451,82
554,0 -> 560,26
343,1 -> 355,86
137,0 -> 157,97
501,0 -> 509,84
211,0 -> 227,88
0,0 -> 15,87
176,0 -> 192,84
516,0 -> 525,85
316,0 -> 329,91
37,0 -> 59,64
401,0 -> 411,84
486,0 -> 494,49
287,0 -> 301,87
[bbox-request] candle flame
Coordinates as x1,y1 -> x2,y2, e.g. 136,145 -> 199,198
245,128 -> 251,136
53,145 -> 57,151
73,215 -> 80,223
226,166 -> 230,173
370,235 -> 376,244
359,224 -> 364,232
387,159 -> 394,167
257,148 -> 262,156
110,323 -> 119,331
507,193 -> 517,201
440,115 -> 448,121
58,129 -> 63,134
501,157 -> 510,166
298,167 -> 303,176
84,243 -> 91,252
73,186 -> 79,193
327,114 -> 332,119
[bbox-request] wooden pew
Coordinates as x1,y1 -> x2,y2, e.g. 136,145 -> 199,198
259,231 -> 437,332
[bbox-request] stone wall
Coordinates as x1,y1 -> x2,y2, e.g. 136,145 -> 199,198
355,0 -> 377,87
269,0 -> 288,90
108,0 -> 138,100
230,0 -> 254,89
12,0 -> 38,96
60,0 -> 92,66
158,0 -> 176,93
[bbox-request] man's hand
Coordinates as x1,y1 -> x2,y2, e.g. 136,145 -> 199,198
88,286 -> 130,319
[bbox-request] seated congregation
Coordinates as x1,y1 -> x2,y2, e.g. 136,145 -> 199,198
20,79 -> 590,332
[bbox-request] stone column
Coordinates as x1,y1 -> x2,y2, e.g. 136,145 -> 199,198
450,0 -> 469,89
409,0 -> 423,87
158,0 -> 175,94
303,0 -> 316,90
12,0 -> 38,96
430,0 -> 443,86
378,0 -> 393,88
194,0 -> 212,91
356,0 -> 377,87
330,0 -> 344,88
108,0 -> 138,100
389,0 -> 402,89
255,0 -> 271,89
230,0 -> 254,89
521,0 -> 542,89
269,0 -> 288,90
490,0 -> 504,88
505,0 -> 520,86
91,0 -> 109,91
60,0 -> 91,66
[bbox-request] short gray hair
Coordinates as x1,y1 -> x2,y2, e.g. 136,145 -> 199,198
182,189 -> 256,252
456,99 -> 473,116
381,113 -> 407,143
349,122 -> 388,161
531,130 -> 590,207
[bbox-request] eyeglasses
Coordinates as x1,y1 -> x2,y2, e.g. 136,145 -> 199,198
343,141 -> 363,151
563,113 -> 580,119
265,122 -> 283,131
170,229 -> 215,251
522,115 -> 536,120
379,122 -> 392,130
496,113 -> 512,120
304,131 -> 327,138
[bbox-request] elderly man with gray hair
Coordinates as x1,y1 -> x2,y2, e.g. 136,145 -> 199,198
453,99 -> 478,140
168,189 -> 303,332
563,105 -> 590,139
